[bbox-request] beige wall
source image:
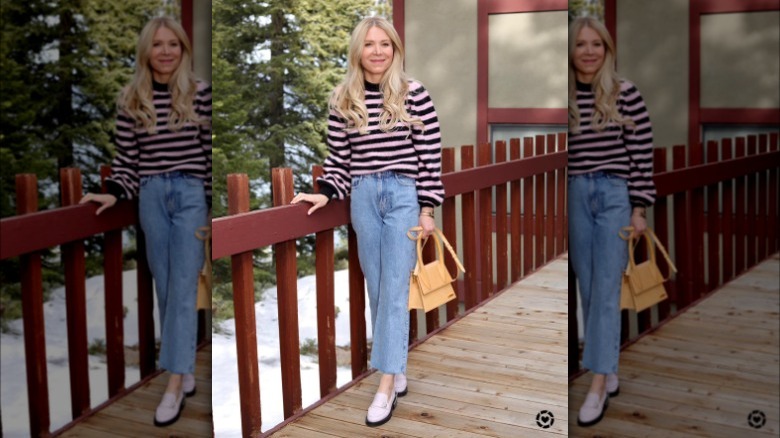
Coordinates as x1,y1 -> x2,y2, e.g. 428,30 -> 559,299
193,5 -> 212,82
489,11 -> 567,109
617,0 -> 689,149
701,11 -> 780,108
405,0 -> 478,149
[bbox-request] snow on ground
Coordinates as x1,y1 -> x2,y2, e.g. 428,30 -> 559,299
213,269 -> 373,436
0,270 -> 156,437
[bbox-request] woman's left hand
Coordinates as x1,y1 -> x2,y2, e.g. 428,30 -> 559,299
419,211 -> 435,238
630,207 -> 648,238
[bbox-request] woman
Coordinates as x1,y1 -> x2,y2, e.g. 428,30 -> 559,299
291,16 -> 443,427
568,17 -> 656,427
80,17 -> 211,427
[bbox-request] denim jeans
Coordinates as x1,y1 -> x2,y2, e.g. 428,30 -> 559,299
139,171 -> 207,374
568,172 -> 631,375
350,171 -> 419,374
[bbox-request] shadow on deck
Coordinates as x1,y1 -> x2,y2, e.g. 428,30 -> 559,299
569,254 -> 780,437
272,256 -> 569,437
60,344 -> 212,437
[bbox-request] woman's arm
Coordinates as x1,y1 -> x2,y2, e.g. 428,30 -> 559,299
622,80 -> 656,209
409,83 -> 444,208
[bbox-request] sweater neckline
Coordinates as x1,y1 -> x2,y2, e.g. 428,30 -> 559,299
575,80 -> 592,92
152,80 -> 169,93
364,80 -> 381,92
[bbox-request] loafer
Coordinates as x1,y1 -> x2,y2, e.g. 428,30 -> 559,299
606,373 -> 619,397
577,391 -> 608,427
154,390 -> 185,427
365,391 -> 397,427
394,374 -> 408,397
183,373 -> 197,397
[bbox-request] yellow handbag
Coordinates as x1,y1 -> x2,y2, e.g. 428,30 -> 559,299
195,226 -> 212,311
407,227 -> 466,312
620,227 -> 677,312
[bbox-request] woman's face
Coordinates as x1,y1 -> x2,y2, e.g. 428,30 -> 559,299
149,26 -> 182,84
573,26 -> 605,84
360,26 -> 393,83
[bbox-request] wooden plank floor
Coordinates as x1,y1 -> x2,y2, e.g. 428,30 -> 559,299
272,255 -> 569,437
569,253 -> 780,437
61,343 -> 212,437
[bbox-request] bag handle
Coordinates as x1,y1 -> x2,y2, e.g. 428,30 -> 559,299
407,226 -> 466,276
620,226 -> 677,280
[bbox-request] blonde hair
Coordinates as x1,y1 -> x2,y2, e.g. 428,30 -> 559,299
330,16 -> 422,134
119,17 -> 200,134
568,17 -> 634,134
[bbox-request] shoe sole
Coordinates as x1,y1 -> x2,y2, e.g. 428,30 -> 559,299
396,386 -> 408,397
365,394 -> 398,427
154,398 -> 185,427
607,386 -> 619,397
185,387 -> 197,397
577,397 -> 608,427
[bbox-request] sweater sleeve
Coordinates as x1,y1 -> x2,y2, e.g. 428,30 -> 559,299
621,81 -> 656,208
197,82 -> 213,208
409,83 -> 444,208
316,108 -> 352,200
105,108 -> 140,200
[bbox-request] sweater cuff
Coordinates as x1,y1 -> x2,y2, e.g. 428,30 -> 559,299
318,182 -> 337,200
105,180 -> 127,200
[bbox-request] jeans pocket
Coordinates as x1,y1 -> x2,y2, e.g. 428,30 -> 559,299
607,176 -> 627,187
394,173 -> 416,187
183,174 -> 204,187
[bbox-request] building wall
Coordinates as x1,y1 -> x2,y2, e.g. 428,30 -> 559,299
193,5 -> 212,82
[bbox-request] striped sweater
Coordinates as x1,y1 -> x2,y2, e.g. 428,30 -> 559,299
106,80 -> 212,206
568,79 -> 656,207
317,80 -> 444,208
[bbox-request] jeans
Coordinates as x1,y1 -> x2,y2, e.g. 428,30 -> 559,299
568,172 -> 631,375
139,171 -> 207,374
350,171 -> 419,374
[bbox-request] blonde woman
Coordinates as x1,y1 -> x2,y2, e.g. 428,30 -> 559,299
80,17 -> 211,426
568,17 -> 656,427
292,16 -> 443,427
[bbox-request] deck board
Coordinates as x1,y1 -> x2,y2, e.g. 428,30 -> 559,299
61,344 -> 212,437
569,254 -> 780,437
271,256 -> 569,437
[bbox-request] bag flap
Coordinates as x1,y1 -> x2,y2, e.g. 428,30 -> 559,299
627,260 -> 665,296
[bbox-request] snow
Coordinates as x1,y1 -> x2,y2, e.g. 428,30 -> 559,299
212,269 -> 372,436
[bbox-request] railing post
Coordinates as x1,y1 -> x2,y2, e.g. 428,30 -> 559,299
734,138 -> 747,275
478,143 -> 494,299
495,140 -> 508,291
59,168 -> 91,418
100,165 -> 125,397
135,225 -> 156,378
272,168 -> 303,418
746,136 -> 758,268
460,145 -> 477,309
768,133 -> 779,255
568,262 -> 579,377
228,173 -> 262,437
757,134 -> 769,260
16,174 -> 51,437
523,138 -> 534,276
534,135 -> 545,268
348,224 -> 368,376
509,139 -> 522,283
442,147 -> 459,322
312,166 -> 337,398
706,141 -> 721,290
721,139 -> 734,284
673,146 -> 693,306
545,134 -> 556,263
654,148 -> 672,321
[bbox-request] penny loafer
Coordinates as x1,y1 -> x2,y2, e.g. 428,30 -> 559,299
154,390 -> 185,427
183,373 -> 197,397
365,391 -> 397,427
606,373 -> 619,397
394,374 -> 408,397
577,391 -> 608,427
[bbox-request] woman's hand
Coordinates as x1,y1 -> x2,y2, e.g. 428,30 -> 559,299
419,207 -> 435,238
291,193 -> 329,215
630,207 -> 648,238
79,193 -> 117,215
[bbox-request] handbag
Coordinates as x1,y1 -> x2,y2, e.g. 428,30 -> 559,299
195,226 -> 212,311
620,227 -> 677,312
407,226 -> 465,312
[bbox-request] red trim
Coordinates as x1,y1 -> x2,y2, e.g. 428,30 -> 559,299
605,0 -> 617,52
485,0 -> 567,14
689,1 -> 702,152
393,0 -> 405,46
698,0 -> 779,14
700,108 -> 780,125
181,0 -> 193,48
487,108 -> 567,125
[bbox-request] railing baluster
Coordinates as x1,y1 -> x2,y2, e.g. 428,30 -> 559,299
523,138 -> 534,276
495,141 -> 508,291
16,174 -> 51,437
312,166 -> 336,398
556,132 -> 567,256
534,135 -> 545,268
348,225 -> 368,375
461,145 -> 478,310
746,136 -> 758,268
478,143 -> 494,298
60,168 -> 91,418
734,138 -> 747,275
721,139 -> 734,283
442,148 -> 459,322
672,145 -> 692,307
653,149 -> 672,321
509,139 -> 522,282
758,134 -> 769,260
689,143 -> 706,297
545,134 -> 555,263
768,133 -> 779,254
136,226 -> 156,378
706,141 -> 721,290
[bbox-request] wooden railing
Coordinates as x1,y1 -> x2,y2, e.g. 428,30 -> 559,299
568,132 -> 780,378
0,166 -> 208,437
212,134 -> 568,437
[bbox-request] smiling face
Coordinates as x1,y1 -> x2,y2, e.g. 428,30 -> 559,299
572,26 -> 605,84
149,26 -> 182,84
360,26 -> 393,83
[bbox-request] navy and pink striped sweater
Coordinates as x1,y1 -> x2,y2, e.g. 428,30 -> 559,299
568,79 -> 656,207
106,80 -> 212,206
317,80 -> 444,208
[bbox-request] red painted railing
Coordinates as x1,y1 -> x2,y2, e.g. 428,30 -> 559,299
569,132 -> 780,378
0,166 -> 208,436
212,135 -> 568,437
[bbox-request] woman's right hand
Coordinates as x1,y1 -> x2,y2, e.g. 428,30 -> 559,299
291,193 -> 329,215
79,193 -> 117,215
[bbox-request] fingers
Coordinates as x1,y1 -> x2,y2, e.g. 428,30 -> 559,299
96,203 -> 109,216
79,194 -> 90,204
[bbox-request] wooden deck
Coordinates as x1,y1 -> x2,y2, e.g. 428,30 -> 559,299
569,253 -> 780,437
60,344 -> 212,437
271,256 -> 569,437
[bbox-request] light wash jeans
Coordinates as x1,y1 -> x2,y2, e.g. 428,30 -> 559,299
139,171 -> 207,374
568,172 -> 631,375
350,171 -> 419,374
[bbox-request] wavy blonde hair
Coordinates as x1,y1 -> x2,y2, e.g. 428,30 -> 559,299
568,17 -> 634,134
330,16 -> 422,134
119,17 -> 200,134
